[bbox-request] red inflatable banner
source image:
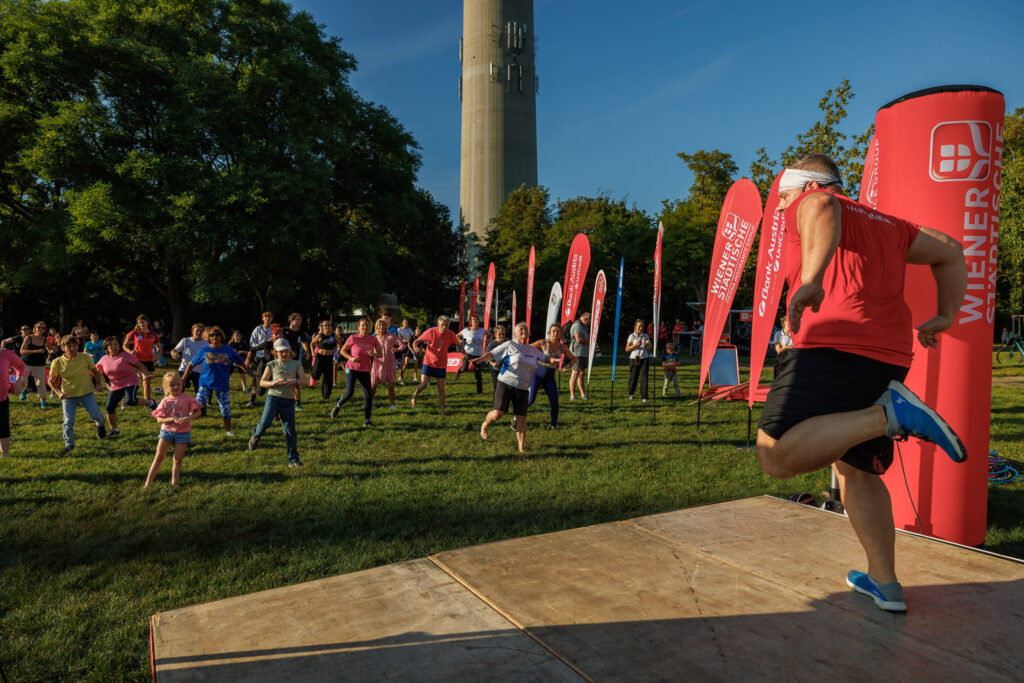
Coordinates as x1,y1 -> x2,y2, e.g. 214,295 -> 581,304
867,85 -> 1004,545
458,280 -> 466,331
698,178 -> 762,395
472,277 -> 480,321
560,234 -> 591,326
587,270 -> 607,386
748,172 -> 787,405
526,245 -> 535,335
483,263 -> 496,330
652,222 -> 665,357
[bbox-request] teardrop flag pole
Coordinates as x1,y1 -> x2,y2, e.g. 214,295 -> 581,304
458,280 -> 466,331
609,258 -> 624,411
483,263 -> 495,330
512,291 -> 517,328
526,245 -> 535,337
560,234 -> 591,326
472,277 -> 480,320
587,270 -> 607,393
652,222 -> 664,424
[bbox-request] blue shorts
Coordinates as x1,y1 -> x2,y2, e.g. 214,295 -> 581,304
421,364 -> 447,379
158,430 -> 192,445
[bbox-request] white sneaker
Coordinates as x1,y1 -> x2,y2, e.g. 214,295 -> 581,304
628,395 -> 633,400
642,399 -> 647,403
225,430 -> 235,437
390,404 -> 397,410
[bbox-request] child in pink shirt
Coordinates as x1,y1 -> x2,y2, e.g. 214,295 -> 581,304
145,372 -> 202,488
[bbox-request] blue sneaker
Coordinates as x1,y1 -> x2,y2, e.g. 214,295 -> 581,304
846,570 -> 906,612
875,380 -> 966,463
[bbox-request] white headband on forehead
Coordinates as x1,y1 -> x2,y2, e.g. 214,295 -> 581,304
778,168 -> 842,192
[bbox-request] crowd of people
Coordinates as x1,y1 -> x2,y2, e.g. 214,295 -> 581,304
1,308 -> 697,480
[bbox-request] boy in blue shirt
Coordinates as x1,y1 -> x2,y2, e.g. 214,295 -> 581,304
662,342 -> 681,398
181,326 -> 249,436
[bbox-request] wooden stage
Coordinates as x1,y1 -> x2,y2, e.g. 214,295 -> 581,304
150,496 -> 1024,681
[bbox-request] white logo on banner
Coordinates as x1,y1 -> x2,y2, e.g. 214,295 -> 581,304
929,121 -> 992,182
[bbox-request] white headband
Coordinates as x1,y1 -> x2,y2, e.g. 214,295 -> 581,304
779,168 -> 842,192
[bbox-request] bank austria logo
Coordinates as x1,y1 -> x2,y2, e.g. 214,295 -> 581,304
929,121 -> 991,181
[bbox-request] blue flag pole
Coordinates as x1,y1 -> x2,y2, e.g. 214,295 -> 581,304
609,258 -> 624,410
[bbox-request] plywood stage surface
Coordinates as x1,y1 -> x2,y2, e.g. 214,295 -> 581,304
150,496 -> 1024,681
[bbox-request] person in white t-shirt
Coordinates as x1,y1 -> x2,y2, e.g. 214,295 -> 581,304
625,319 -> 652,401
470,322 -> 557,453
457,314 -> 490,394
396,318 -> 417,385
171,324 -> 207,394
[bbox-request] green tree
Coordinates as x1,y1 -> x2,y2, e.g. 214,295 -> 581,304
479,185 -> 553,296
677,149 -> 737,225
997,108 -> 1024,319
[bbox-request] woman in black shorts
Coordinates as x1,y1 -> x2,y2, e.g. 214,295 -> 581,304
471,322 -> 556,453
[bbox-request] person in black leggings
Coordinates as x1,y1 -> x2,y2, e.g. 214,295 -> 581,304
310,320 -> 337,400
329,318 -> 381,426
528,324 -> 576,428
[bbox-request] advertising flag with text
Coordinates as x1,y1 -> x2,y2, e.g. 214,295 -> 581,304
545,282 -> 562,335
458,280 -> 466,331
483,263 -> 496,330
859,133 -> 879,208
560,234 -> 591,326
652,222 -> 665,358
748,172 -> 787,406
698,178 -> 762,394
587,270 -> 607,386
512,291 -> 517,327
526,246 -> 535,335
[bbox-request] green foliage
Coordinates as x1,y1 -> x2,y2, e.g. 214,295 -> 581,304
997,108 -> 1024,318
0,0 -> 460,337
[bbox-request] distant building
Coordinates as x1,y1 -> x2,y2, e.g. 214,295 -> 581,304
459,0 -> 538,268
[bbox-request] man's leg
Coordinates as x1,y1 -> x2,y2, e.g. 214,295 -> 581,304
756,405 -> 888,479
833,460 -> 897,584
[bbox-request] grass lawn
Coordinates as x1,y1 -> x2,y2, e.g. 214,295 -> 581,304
2,352 -> 1022,680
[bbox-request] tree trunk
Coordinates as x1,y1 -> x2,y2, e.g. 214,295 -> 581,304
166,265 -> 191,341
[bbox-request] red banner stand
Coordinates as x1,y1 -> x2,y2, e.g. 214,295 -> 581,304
866,85 -> 1004,545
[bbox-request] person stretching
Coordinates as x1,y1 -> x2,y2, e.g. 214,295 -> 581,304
528,324 -> 575,429
409,315 -> 460,416
330,318 -> 382,426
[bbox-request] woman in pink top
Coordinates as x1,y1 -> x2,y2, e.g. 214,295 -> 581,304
371,317 -> 403,411
0,347 -> 26,457
410,315 -> 461,416
329,318 -> 382,426
96,336 -> 154,436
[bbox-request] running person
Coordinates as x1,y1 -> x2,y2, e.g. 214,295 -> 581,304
282,313 -> 311,410
181,326 -> 250,436
310,320 -> 338,400
371,318 -> 402,411
49,335 -> 106,455
396,318 -> 416,385
228,330 -> 251,392
123,315 -> 161,403
330,318 -> 381,426
457,314 -> 489,394
409,315 -> 460,416
0,345 -> 26,457
528,324 -> 576,429
96,336 -> 154,436
20,321 -> 51,408
472,322 -> 556,453
171,324 -> 206,395
756,153 -> 968,613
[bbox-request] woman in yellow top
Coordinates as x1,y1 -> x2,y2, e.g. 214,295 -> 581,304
48,335 -> 107,455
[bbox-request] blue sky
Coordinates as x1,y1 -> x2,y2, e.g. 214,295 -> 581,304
289,0 -> 1022,223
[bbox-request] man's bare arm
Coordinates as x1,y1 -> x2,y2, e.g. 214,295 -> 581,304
907,226 -> 968,348
788,193 -> 842,333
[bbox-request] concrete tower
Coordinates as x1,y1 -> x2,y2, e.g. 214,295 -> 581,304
459,0 -> 538,258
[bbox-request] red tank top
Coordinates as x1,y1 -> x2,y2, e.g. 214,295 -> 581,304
783,190 -> 921,367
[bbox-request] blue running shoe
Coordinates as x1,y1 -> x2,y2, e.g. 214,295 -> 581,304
846,570 -> 906,612
875,380 -> 966,463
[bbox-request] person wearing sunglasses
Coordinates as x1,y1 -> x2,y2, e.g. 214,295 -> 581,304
181,326 -> 250,437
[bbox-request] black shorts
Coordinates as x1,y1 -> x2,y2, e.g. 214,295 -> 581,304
758,348 -> 908,475
493,381 -> 528,416
572,355 -> 588,371
140,360 -> 155,371
0,399 -> 9,439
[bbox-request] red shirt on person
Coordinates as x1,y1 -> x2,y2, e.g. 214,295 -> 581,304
124,330 -> 160,362
419,328 -> 460,368
782,190 -> 921,368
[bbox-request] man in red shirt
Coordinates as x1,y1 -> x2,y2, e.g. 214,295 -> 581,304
409,315 -> 461,416
756,153 -> 968,613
